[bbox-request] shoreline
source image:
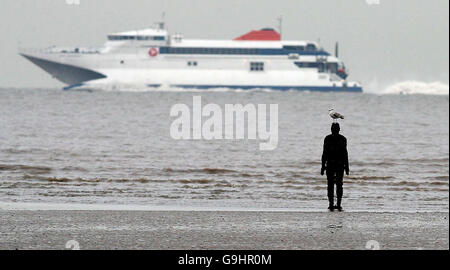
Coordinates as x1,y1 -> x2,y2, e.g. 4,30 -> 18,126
1,202 -> 448,213
0,210 -> 447,250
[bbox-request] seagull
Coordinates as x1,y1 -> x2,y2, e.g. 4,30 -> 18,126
329,109 -> 344,122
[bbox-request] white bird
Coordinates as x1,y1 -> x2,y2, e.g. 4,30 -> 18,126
329,109 -> 344,122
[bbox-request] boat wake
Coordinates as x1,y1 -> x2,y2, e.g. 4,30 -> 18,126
70,84 -> 283,93
65,80 -> 450,95
383,81 -> 449,95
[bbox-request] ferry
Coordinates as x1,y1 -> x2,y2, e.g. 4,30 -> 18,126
19,24 -> 363,92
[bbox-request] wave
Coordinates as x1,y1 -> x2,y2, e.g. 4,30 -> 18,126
162,168 -> 237,174
71,84 -> 282,93
21,174 -> 245,186
346,175 -> 394,181
430,176 -> 449,181
22,174 -> 161,183
351,157 -> 449,167
0,164 -> 52,174
383,81 -> 449,95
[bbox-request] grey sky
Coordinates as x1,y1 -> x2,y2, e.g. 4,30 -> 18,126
0,0 -> 448,90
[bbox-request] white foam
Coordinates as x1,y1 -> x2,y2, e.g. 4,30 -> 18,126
78,85 -> 280,93
70,81 -> 450,95
383,81 -> 449,95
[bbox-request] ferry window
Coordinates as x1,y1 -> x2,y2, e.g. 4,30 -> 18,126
318,63 -> 325,73
294,62 -> 320,68
193,61 -> 198,66
283,46 -> 305,51
137,36 -> 157,41
306,44 -> 317,51
108,35 -> 123,41
159,47 -> 267,55
327,63 -> 338,73
250,62 -> 264,72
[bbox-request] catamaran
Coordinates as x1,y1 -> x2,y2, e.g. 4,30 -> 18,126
20,24 -> 363,92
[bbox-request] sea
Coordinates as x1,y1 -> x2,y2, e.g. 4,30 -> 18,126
0,83 -> 448,212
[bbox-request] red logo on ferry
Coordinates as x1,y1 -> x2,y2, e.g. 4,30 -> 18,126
149,47 -> 158,57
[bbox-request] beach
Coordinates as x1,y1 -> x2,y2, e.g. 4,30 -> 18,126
0,210 -> 447,250
1,0 -> 449,255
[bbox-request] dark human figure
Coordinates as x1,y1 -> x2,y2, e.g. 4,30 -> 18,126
321,123 -> 349,211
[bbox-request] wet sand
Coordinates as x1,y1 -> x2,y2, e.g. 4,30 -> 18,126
0,210 -> 447,250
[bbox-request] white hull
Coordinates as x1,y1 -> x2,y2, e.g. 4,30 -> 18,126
20,27 -> 363,92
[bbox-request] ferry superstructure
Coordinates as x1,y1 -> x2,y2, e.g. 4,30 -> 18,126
20,26 -> 363,92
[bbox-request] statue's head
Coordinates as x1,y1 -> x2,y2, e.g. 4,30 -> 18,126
331,123 -> 340,134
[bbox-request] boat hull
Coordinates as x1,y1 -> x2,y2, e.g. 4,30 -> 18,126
20,51 -> 363,93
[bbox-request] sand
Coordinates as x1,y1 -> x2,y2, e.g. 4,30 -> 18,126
0,210 -> 447,250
